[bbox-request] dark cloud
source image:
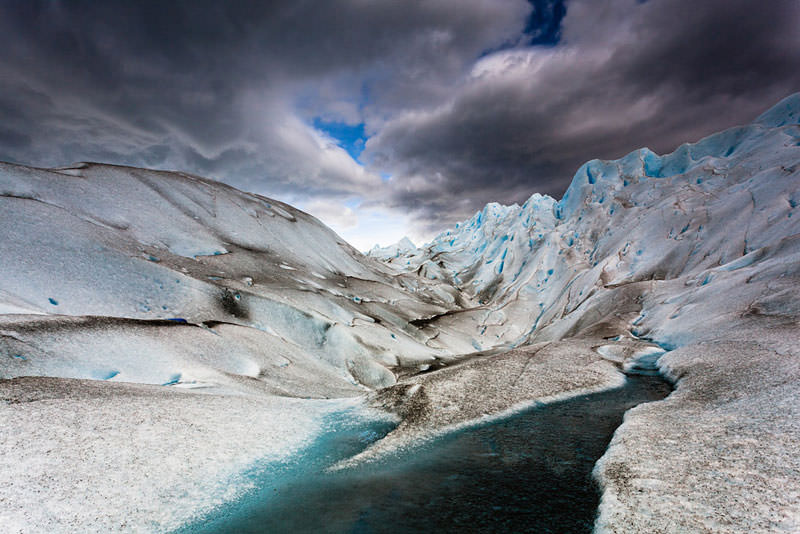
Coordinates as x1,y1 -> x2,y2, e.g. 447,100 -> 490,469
365,0 -> 800,229
0,0 -> 527,198
0,0 -> 798,240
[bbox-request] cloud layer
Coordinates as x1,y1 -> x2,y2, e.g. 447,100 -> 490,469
365,0 -> 800,230
0,0 -> 798,245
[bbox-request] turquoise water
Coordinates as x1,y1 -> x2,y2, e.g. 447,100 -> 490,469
180,373 -> 671,534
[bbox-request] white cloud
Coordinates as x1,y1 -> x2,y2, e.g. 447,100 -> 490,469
300,198 -> 435,252
301,199 -> 359,230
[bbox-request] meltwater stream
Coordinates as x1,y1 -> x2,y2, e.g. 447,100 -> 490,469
180,372 -> 671,534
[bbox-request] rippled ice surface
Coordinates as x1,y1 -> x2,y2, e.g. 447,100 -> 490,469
180,374 -> 671,534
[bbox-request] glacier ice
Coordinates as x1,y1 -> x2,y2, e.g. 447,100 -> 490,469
2,93 -> 800,533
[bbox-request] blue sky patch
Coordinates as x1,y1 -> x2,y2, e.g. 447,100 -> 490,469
313,119 -> 367,161
480,0 -> 567,57
524,0 -> 567,46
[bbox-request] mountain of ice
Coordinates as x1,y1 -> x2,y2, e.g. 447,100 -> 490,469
371,93 -> 800,352
369,195 -> 557,301
2,93 -> 799,533
367,236 -> 417,260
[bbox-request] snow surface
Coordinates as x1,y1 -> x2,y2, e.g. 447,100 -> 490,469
1,93 -> 800,533
0,378 -> 335,532
0,161 -> 474,392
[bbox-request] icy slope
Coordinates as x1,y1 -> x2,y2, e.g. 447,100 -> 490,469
0,162 -> 472,392
375,93 -> 800,352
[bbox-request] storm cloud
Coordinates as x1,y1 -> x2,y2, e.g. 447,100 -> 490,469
0,0 -> 798,244
365,0 -> 800,230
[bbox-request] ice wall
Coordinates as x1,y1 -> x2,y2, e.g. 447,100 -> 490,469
376,93 -> 800,352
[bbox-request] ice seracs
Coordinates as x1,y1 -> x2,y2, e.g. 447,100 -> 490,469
376,93 -> 800,352
367,236 -> 417,260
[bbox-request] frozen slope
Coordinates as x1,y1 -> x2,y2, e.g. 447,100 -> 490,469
373,94 -> 800,353
370,93 -> 800,533
0,162 -> 474,392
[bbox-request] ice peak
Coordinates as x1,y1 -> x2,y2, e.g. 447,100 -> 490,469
398,236 -> 416,249
367,235 -> 418,259
556,94 -> 800,222
755,92 -> 800,128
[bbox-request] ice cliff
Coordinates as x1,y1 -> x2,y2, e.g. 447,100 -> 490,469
370,93 -> 800,354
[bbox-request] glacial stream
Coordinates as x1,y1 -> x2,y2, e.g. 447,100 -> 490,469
179,370 -> 671,534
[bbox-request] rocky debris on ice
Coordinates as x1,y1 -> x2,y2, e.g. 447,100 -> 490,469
338,279 -> 665,468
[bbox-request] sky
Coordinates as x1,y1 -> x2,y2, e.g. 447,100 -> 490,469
1,0 -> 799,250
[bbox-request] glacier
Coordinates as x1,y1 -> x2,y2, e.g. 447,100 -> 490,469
1,93 -> 799,532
